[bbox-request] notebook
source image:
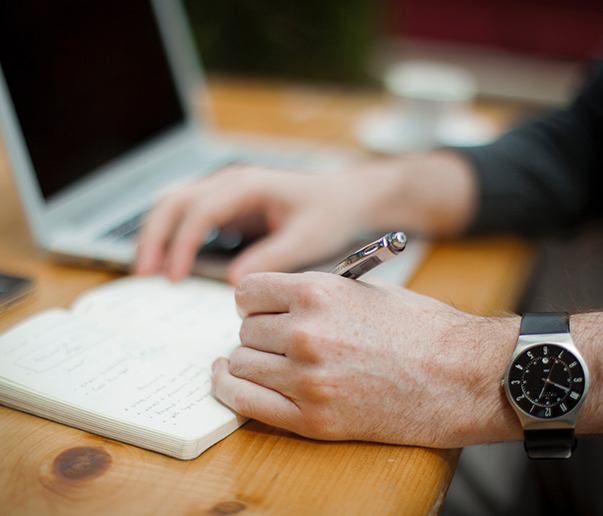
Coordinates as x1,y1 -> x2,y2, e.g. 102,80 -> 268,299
0,0 -> 428,284
0,275 -> 247,460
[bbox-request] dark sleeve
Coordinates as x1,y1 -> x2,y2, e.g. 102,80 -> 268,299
460,61 -> 603,236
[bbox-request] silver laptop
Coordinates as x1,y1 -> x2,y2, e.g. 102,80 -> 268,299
0,0 -> 427,284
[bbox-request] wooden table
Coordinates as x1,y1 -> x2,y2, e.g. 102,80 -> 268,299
0,77 -> 535,515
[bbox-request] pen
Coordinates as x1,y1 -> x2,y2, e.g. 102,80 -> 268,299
329,231 -> 407,280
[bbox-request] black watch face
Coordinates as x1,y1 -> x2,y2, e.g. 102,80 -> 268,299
507,344 -> 586,419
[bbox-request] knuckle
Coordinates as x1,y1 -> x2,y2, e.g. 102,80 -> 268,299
188,199 -> 208,218
180,201 -> 212,233
297,379 -> 323,404
294,274 -> 331,309
296,369 -> 335,403
232,390 -> 254,417
228,348 -> 244,374
290,325 -> 319,360
289,320 -> 332,363
220,164 -> 257,186
228,347 -> 263,383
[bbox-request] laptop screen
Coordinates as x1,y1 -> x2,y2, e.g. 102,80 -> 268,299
0,0 -> 186,201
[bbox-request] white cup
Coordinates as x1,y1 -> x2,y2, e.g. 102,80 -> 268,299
382,60 -> 478,152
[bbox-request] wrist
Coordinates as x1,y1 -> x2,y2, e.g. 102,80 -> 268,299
347,151 -> 479,236
462,314 -> 524,445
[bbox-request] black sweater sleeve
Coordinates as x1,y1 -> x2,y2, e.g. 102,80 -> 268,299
460,61 -> 603,236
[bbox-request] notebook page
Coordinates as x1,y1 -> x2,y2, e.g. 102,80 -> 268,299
70,275 -> 241,357
0,308 -> 239,442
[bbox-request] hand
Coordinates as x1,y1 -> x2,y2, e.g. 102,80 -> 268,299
212,272 -> 522,448
135,163 -> 374,283
135,152 -> 478,284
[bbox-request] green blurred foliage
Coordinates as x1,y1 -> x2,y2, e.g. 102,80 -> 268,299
183,0 -> 377,84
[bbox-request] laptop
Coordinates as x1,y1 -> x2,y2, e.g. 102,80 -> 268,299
0,0 -> 427,284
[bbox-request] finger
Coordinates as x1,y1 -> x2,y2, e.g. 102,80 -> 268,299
138,164 -> 262,278
228,346 -> 295,395
135,192 -> 194,275
239,313 -> 292,354
163,202 -> 217,281
164,182 -> 273,281
212,357 -> 300,430
235,270 -> 342,317
235,272 -> 305,316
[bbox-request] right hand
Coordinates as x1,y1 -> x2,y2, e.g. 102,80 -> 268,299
212,271 -> 523,448
135,163 -> 374,284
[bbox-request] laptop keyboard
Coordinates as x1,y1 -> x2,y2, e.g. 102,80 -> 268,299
101,213 -> 226,249
99,151 -> 347,245
102,213 -> 146,241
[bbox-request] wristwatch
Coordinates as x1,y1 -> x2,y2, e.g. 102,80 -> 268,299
503,312 -> 590,459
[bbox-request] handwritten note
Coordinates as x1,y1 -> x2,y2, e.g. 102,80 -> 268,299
0,276 -> 244,446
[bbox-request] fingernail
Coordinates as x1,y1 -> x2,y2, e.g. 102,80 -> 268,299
212,360 -> 218,372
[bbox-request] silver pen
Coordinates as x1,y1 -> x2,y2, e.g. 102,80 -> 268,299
329,231 -> 407,280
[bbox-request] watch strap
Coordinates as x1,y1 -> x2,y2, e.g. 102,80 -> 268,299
524,429 -> 577,460
520,312 -> 569,335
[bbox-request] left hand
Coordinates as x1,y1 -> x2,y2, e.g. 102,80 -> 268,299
211,272 -> 521,448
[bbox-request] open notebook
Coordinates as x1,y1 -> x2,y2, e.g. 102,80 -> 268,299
0,275 -> 246,460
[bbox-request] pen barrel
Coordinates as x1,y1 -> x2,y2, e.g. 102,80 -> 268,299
329,231 -> 407,279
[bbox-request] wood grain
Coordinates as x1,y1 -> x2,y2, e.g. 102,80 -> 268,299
0,77 -> 534,515
0,408 -> 459,516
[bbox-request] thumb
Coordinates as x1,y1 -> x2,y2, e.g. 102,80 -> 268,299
226,223 -> 318,284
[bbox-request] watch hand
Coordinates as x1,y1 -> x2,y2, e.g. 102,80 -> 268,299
541,378 -> 570,392
537,358 -> 557,399
545,359 -> 556,381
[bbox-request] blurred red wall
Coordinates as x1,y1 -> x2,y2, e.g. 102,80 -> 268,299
389,0 -> 603,59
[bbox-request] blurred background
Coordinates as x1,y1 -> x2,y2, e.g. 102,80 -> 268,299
183,0 -> 603,104
181,0 -> 603,318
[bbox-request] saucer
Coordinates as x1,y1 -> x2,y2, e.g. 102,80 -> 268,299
355,105 -> 498,155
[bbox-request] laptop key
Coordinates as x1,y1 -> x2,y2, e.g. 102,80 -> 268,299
102,213 -> 146,241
